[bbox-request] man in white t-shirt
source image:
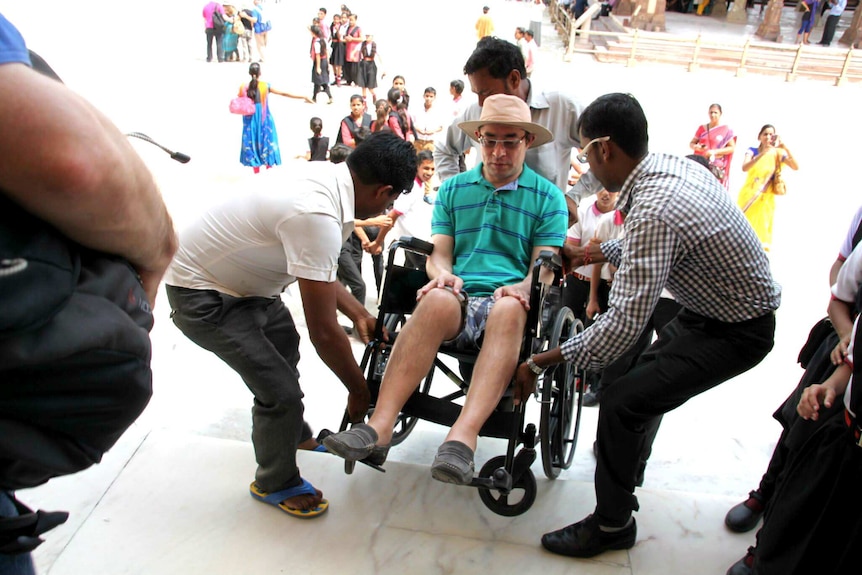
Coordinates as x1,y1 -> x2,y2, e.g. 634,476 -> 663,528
164,133 -> 416,520
412,87 -> 445,152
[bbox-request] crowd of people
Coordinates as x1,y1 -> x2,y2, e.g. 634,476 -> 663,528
6,2 -> 858,575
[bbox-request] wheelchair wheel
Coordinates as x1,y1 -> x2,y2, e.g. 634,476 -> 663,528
540,309 -> 585,480
477,455 -> 537,516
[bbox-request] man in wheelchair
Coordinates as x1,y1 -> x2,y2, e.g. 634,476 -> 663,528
324,95 -> 568,484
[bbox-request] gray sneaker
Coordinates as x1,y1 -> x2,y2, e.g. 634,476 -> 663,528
430,440 -> 475,485
322,423 -> 378,462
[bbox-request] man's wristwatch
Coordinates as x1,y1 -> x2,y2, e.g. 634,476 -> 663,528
526,355 -> 546,376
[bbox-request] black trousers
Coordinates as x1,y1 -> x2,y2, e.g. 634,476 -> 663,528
593,297 -> 682,397
755,329 -> 841,502
594,309 -> 775,525
337,233 -> 367,305
561,274 -> 611,323
754,414 -> 862,574
205,28 -> 224,62
820,14 -> 841,45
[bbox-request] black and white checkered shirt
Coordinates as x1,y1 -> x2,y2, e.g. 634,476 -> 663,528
560,153 -> 782,369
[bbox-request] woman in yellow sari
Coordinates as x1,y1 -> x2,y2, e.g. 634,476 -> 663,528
737,124 -> 798,251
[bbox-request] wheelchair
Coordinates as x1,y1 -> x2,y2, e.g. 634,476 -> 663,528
324,236 -> 586,516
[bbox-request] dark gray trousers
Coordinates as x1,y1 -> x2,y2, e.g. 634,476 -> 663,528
166,286 -> 310,493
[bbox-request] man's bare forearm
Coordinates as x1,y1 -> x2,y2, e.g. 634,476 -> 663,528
0,64 -> 177,283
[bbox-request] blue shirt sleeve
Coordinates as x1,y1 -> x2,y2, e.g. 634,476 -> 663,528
0,13 -> 31,66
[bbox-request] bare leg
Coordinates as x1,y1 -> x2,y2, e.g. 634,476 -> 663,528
368,288 -> 462,444
255,32 -> 267,61
444,296 -> 527,451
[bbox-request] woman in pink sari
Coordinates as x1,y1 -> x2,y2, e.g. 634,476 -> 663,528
689,103 -> 736,190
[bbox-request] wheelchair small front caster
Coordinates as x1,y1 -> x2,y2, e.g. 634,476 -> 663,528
477,455 -> 537,516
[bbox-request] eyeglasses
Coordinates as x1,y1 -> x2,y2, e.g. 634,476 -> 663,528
576,136 -> 610,163
478,136 -> 527,150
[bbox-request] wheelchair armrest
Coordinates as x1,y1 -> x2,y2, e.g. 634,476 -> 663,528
535,250 -> 563,272
394,236 -> 434,256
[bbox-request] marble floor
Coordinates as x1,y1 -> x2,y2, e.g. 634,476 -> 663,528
6,0 -> 862,573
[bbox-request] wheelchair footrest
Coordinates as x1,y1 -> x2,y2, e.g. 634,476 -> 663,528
470,467 -> 513,493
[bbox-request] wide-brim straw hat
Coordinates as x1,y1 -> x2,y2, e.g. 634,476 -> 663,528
458,94 -> 554,148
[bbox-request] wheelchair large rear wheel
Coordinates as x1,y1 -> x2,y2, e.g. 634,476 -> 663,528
477,455 -> 537,517
540,310 -> 585,479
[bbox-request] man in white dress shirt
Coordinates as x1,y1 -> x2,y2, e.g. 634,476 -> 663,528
164,133 -> 416,519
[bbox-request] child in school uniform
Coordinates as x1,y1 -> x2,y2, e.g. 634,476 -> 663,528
297,117 -> 329,161
371,150 -> 437,269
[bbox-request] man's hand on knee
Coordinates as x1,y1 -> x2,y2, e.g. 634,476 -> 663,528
493,284 -> 531,310
417,272 -> 464,301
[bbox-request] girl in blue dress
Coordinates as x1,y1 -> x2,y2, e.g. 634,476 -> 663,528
239,63 -> 312,173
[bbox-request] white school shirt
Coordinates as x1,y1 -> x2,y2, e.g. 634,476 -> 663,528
593,210 -> 625,281
839,205 -> 862,260
566,196 -> 604,278
412,105 -> 445,140
164,163 -> 356,298
390,178 -> 435,243
832,244 -> 862,416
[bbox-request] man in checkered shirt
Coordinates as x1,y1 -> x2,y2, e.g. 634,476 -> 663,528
515,93 -> 781,559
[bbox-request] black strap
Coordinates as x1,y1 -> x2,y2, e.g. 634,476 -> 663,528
28,50 -> 62,83
0,494 -> 68,555
851,315 -> 862,416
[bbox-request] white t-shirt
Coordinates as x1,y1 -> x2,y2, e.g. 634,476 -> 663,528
839,205 -> 862,260
390,178 -> 435,243
593,210 -> 625,281
566,196 -> 606,278
164,163 -> 356,298
412,105 -> 445,140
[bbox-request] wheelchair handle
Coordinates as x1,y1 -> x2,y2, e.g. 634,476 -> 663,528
535,250 -> 562,270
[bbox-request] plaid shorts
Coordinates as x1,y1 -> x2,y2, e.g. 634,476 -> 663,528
440,287 -> 496,352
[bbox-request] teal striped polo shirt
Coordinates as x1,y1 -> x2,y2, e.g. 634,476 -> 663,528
431,163 -> 568,297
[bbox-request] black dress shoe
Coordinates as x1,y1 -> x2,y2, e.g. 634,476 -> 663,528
726,546 -> 755,575
725,490 -> 765,533
542,514 -> 636,558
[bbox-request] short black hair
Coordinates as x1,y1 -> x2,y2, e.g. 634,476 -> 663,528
329,144 -> 352,164
578,93 -> 648,160
464,36 -> 526,80
424,86 -> 436,96
354,126 -> 372,144
347,132 -> 417,195
450,79 -> 464,94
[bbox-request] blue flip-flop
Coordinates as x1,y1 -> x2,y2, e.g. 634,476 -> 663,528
249,479 -> 329,519
313,444 -> 329,453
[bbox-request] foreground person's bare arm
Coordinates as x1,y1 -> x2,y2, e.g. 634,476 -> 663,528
0,62 -> 177,306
